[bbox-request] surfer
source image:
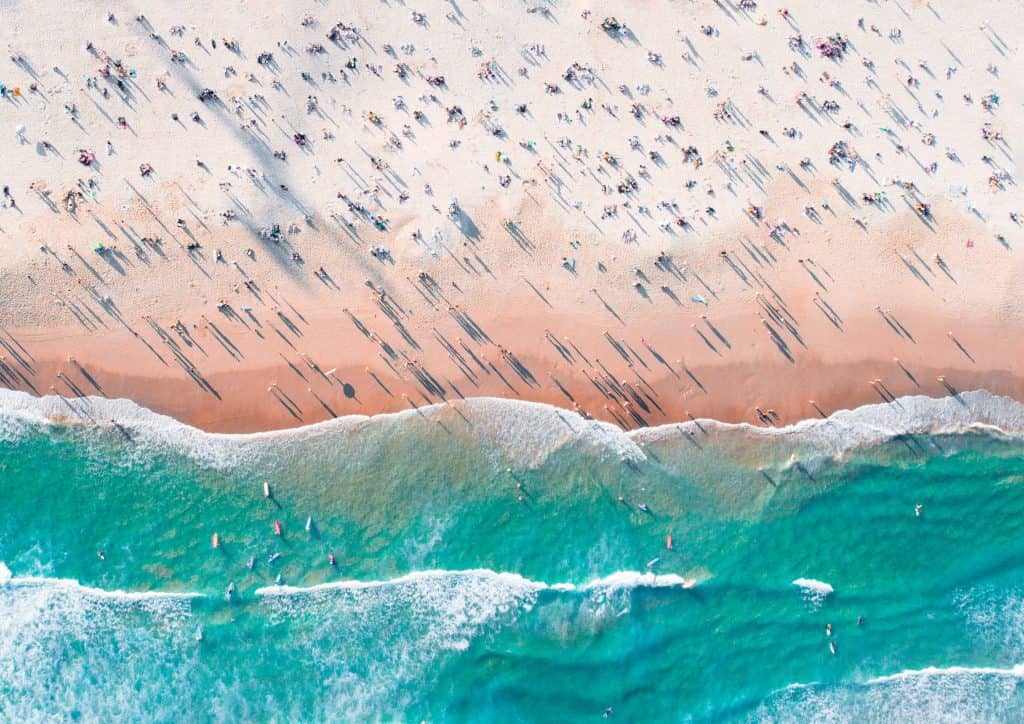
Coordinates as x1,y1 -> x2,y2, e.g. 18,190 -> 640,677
829,640 -> 837,655
268,552 -> 281,563
246,555 -> 255,570
638,502 -> 649,512
274,520 -> 282,536
328,552 -> 336,566
915,504 -> 923,517
225,581 -> 235,600
97,550 -> 105,560
603,707 -> 613,718
263,482 -> 272,498
825,623 -> 832,637
857,616 -> 864,626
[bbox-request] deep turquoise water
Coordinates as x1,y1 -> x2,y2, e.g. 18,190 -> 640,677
2,391 -> 1024,722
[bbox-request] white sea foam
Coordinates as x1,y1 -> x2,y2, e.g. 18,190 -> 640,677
793,577 -> 834,607
0,561 -> 200,600
7,575 -> 201,600
0,569 -> 199,722
636,389 -> 1024,460
0,388 -> 1022,470
865,663 -> 1024,685
752,662 -> 1024,723
256,567 -> 539,596
576,570 -> 698,590
954,585 -> 1024,660
0,389 -> 644,469
0,567 -> 548,721
792,577 -> 834,594
255,565 -> 544,718
255,567 -> 700,597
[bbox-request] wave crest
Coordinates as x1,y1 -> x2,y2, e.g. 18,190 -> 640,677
256,567 -> 700,597
0,389 -> 1022,472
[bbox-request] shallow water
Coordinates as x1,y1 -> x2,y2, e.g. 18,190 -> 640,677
3,391 -> 1024,722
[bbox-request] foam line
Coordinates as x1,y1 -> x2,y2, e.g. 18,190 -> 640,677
255,567 -> 699,597
0,388 -> 1022,469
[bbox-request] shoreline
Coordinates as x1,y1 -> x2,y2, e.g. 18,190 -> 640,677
22,353 -> 1024,435
7,373 -> 1024,445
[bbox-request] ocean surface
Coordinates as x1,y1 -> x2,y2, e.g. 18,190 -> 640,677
2,389 -> 1024,722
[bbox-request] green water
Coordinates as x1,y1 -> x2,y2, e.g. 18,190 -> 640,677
2,395 -> 1024,722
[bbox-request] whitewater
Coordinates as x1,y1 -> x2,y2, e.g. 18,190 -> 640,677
3,389 -> 1024,721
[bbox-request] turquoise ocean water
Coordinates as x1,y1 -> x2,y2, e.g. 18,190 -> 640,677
2,389 -> 1024,722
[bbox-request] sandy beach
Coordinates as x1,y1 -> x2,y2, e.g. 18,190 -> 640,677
0,0 -> 1021,432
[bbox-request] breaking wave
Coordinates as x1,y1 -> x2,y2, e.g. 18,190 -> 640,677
0,388 -> 1022,471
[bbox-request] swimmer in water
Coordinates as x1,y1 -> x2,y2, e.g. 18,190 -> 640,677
97,550 -> 105,560
825,623 -> 832,636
